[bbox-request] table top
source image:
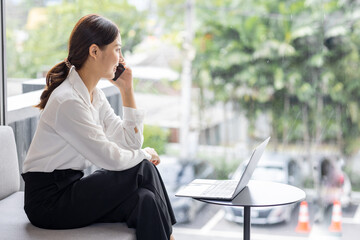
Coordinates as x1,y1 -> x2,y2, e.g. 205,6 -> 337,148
196,180 -> 306,207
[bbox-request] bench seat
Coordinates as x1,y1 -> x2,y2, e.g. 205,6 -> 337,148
0,126 -> 136,240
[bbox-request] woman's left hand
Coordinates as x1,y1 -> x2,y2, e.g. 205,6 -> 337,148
144,147 -> 161,166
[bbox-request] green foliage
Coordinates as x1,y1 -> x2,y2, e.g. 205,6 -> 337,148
6,0 -> 148,78
206,157 -> 239,180
8,0 -> 360,157
193,0 -> 360,155
154,0 -> 360,155
142,125 -> 170,155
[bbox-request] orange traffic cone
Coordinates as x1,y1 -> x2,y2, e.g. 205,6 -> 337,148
329,200 -> 342,232
296,201 -> 311,233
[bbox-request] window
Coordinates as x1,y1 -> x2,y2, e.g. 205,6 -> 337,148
0,0 -> 5,125
3,0 -> 360,238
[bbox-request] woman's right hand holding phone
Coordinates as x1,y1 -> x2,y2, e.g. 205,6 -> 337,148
110,58 -> 137,109
112,62 -> 134,92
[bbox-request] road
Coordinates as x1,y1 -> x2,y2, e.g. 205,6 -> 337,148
172,201 -> 360,240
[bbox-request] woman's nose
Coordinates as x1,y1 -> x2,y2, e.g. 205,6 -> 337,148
119,51 -> 124,61
119,54 -> 125,64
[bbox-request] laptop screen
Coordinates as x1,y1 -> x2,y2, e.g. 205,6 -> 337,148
231,137 -> 270,198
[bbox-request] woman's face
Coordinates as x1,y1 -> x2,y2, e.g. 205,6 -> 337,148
99,33 -> 124,80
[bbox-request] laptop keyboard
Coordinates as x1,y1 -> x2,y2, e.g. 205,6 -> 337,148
201,180 -> 237,198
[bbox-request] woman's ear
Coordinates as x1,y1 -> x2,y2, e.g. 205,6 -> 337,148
89,44 -> 100,59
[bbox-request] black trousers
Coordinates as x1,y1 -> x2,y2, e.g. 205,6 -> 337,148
21,160 -> 176,240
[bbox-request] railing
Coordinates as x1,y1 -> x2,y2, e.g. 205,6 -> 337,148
7,79 -> 250,190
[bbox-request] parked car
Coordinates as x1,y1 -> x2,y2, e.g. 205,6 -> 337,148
224,152 -> 303,225
156,156 -> 215,223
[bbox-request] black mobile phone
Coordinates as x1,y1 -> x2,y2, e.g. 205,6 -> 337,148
112,64 -> 126,81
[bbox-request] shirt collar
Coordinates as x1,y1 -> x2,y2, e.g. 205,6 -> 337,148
67,66 -> 94,107
92,87 -> 103,109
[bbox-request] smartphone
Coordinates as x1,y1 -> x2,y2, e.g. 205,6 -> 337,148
112,63 -> 126,81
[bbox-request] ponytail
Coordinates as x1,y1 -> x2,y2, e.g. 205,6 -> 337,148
35,60 -> 70,110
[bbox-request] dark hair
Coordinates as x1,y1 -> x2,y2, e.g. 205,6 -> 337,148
36,14 -> 119,109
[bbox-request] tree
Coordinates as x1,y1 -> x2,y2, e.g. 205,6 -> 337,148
155,0 -> 360,157
6,0 -> 148,78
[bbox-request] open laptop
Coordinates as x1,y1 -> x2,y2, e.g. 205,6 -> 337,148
175,137 -> 270,200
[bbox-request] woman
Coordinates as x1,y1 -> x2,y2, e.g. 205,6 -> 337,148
21,14 -> 176,240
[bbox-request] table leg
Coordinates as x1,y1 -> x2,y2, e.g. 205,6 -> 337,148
243,206 -> 251,240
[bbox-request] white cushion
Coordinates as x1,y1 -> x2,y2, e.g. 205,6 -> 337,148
0,126 -> 20,200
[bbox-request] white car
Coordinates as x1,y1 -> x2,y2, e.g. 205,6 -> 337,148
224,153 -> 303,225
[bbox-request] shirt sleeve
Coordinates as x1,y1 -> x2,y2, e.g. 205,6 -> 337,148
53,99 -> 149,171
100,98 -> 145,150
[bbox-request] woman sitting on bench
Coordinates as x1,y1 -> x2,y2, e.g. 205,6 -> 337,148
21,14 -> 176,240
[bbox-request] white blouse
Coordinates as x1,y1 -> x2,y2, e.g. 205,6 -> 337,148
23,66 -> 151,173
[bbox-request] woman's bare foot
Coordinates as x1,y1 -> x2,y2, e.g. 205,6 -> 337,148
170,234 -> 175,240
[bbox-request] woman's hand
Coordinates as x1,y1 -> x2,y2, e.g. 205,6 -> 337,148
109,60 -> 137,109
113,63 -> 133,92
144,147 -> 161,166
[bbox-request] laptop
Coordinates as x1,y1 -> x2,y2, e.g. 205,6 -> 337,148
175,137 -> 270,200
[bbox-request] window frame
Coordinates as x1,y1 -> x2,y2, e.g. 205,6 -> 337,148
0,0 -> 7,125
